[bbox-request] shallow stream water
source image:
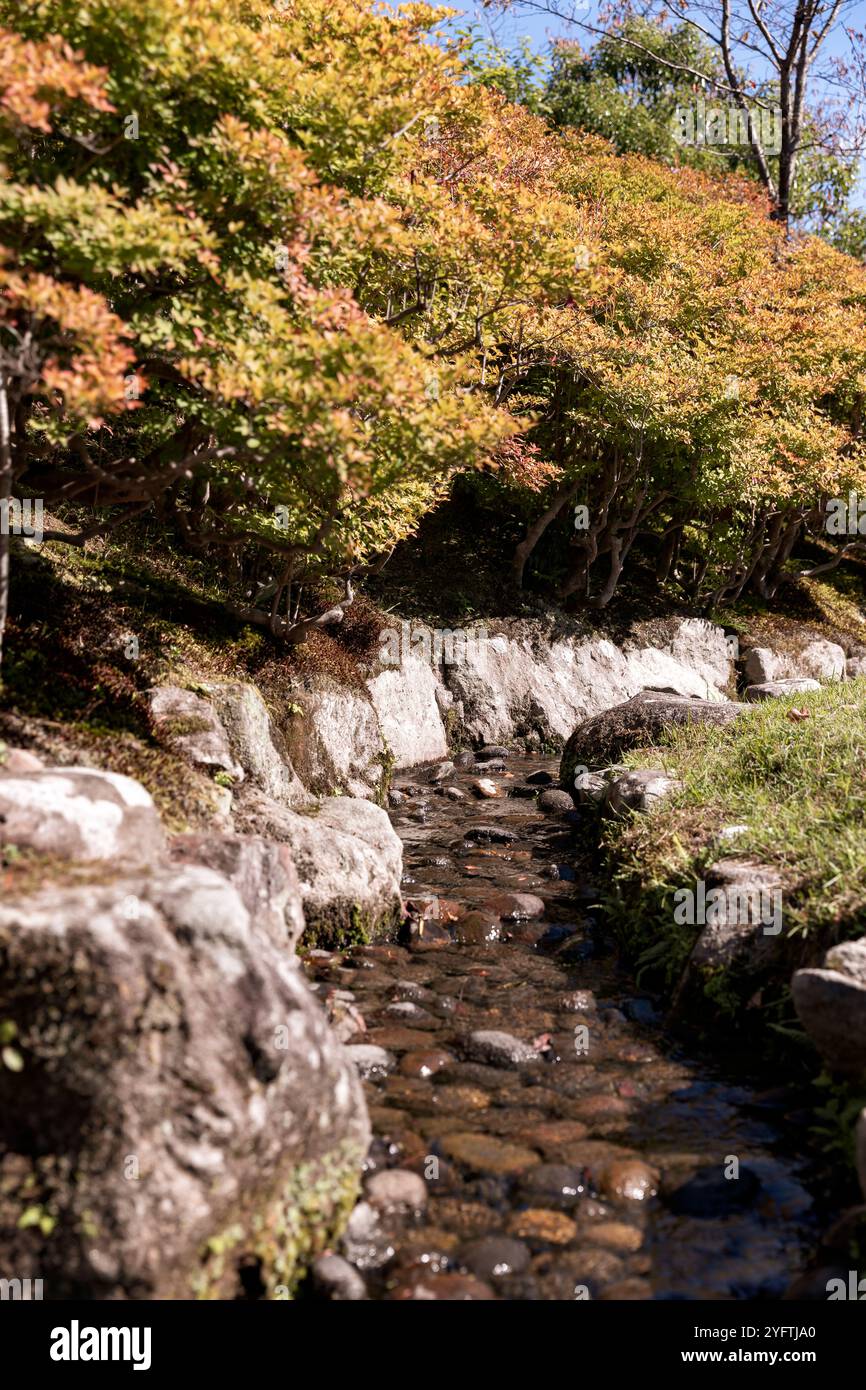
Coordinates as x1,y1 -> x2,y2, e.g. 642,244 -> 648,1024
302,753 -> 814,1301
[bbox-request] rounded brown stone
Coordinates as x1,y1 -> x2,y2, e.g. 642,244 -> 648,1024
506,1208 -> 577,1244
583,1220 -> 644,1253
599,1159 -> 658,1203
439,1131 -> 541,1176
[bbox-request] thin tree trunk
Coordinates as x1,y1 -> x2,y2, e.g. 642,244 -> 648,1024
512,476 -> 581,588
0,383 -> 12,673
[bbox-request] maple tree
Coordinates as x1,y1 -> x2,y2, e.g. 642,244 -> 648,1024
0,0 -> 863,651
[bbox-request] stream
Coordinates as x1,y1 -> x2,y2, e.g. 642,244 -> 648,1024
302,752 -> 815,1301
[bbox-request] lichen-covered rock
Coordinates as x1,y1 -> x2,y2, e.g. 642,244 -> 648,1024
0,767 -> 164,863
198,680 -> 308,806
234,790 -> 403,946
0,866 -> 369,1298
792,938 -> 866,1079
147,685 -> 245,782
281,675 -> 388,800
169,832 -> 305,952
560,690 -> 742,780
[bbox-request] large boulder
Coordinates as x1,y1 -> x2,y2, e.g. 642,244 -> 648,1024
234,790 -> 403,945
0,766 -> 164,864
0,866 -> 369,1298
742,640 -> 845,686
147,685 -> 244,782
560,690 -> 742,782
792,938 -> 866,1079
197,681 -> 308,806
169,832 -> 306,953
367,650 -> 450,767
280,675 -> 387,800
443,617 -> 732,749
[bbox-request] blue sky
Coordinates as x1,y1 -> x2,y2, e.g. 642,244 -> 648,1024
430,0 -> 866,206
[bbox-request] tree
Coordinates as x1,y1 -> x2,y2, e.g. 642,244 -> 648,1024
503,0 -> 866,231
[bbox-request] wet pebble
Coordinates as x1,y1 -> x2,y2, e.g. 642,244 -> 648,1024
506,1209 -> 577,1245
599,1159 -> 659,1204
519,1163 -> 584,1209
366,1168 -> 429,1213
481,891 -> 546,919
459,1236 -> 530,1280
476,745 -> 510,761
388,1271 -> 495,1300
454,910 -> 502,945
470,778 -> 499,798
310,1253 -> 368,1301
439,1132 -> 540,1176
346,1044 -> 395,1080
466,1029 -> 541,1067
399,1048 -> 453,1079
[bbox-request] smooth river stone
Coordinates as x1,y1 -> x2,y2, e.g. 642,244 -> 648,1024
506,1209 -> 577,1244
439,1132 -> 541,1176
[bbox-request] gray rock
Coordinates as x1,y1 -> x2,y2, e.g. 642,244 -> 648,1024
427,760 -> 455,784
846,656 -> 866,680
799,639 -> 845,682
463,824 -> 518,844
234,790 -> 403,943
792,940 -> 866,1078
857,1110 -> 866,1203
825,938 -> 866,986
442,786 -> 466,802
0,747 -> 43,774
0,866 -> 369,1298
561,690 -> 741,779
443,617 -> 732,748
169,832 -> 305,952
687,860 -> 785,972
0,767 -> 164,864
743,647 -> 780,683
526,769 -> 554,785
537,789 -> 575,815
744,640 -> 844,685
573,770 -> 609,804
198,681 -> 307,805
476,745 -> 510,762
346,1044 -> 396,1080
459,1236 -> 529,1280
311,1253 -> 367,1301
147,685 -> 245,782
604,768 -> 683,816
466,1030 -> 540,1067
367,652 -> 449,768
365,1168 -> 428,1213
280,674 -> 387,800
745,678 -> 820,702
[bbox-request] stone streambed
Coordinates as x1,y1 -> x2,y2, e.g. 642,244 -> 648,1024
302,753 -> 814,1301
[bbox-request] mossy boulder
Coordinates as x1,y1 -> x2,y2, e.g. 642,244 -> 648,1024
0,865 -> 369,1298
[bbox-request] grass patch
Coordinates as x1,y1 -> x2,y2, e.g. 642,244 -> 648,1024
600,676 -> 866,1128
